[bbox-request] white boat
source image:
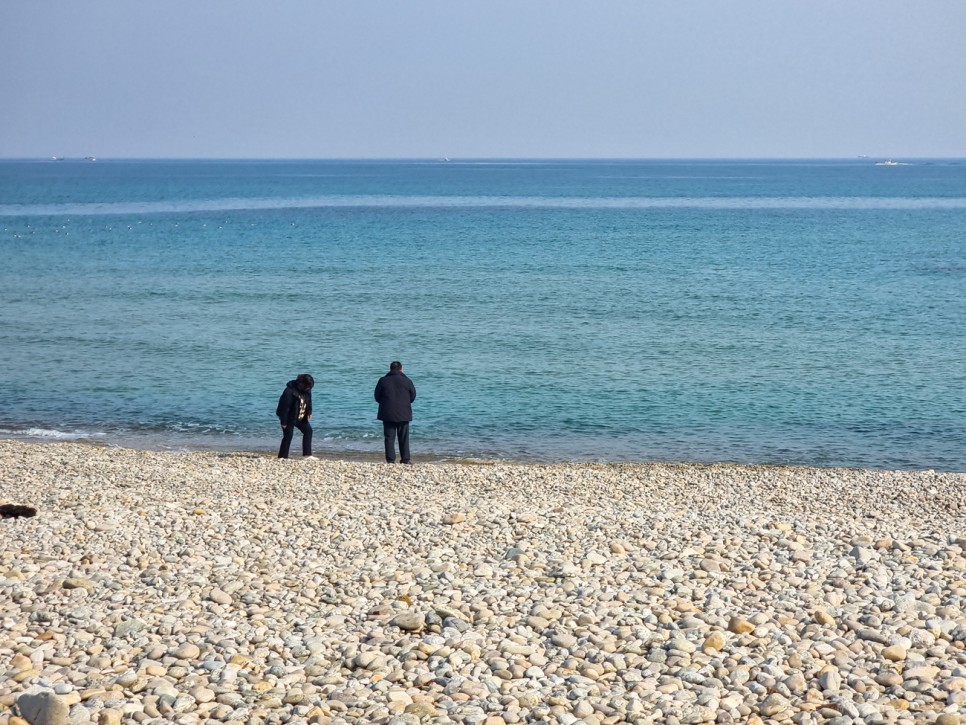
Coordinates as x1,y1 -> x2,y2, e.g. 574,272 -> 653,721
875,160 -> 899,166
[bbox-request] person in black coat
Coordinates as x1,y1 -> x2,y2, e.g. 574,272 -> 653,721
276,373 -> 315,459
374,361 -> 417,464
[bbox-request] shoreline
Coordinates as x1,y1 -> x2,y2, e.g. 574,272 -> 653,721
0,434 -> 528,467
2,440 -> 965,724
2,432 -> 962,474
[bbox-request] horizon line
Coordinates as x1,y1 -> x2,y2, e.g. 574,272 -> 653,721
3,155 -> 965,163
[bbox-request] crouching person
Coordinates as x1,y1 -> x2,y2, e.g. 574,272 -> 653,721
277,373 -> 315,459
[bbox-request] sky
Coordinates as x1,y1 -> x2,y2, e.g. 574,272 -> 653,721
2,2 -> 965,159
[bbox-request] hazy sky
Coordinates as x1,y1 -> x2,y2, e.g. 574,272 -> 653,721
3,2 -> 964,159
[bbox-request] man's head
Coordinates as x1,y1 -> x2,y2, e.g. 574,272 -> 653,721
389,361 -> 402,372
296,373 -> 315,391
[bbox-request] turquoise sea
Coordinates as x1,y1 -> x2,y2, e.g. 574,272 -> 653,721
1,159 -> 964,469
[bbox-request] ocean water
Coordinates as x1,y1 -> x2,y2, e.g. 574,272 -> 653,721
1,158 -> 965,470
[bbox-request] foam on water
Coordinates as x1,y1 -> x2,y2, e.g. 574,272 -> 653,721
0,427 -> 106,441
4,195 -> 966,217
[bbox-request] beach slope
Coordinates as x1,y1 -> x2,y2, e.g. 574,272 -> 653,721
1,441 -> 964,724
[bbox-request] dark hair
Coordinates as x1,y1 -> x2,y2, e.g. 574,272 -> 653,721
296,373 -> 315,390
389,361 -> 402,372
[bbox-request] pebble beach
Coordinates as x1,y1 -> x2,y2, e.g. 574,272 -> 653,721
1,440 -> 965,725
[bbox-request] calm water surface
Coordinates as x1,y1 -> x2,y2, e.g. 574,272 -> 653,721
1,159 -> 964,469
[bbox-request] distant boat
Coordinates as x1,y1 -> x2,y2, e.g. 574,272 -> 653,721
875,160 -> 899,166
84,156 -> 97,162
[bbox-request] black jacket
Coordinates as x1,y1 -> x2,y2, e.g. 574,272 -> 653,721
374,371 -> 416,422
276,380 -> 312,426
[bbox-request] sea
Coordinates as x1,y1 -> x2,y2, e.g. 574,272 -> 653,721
1,158 -> 965,470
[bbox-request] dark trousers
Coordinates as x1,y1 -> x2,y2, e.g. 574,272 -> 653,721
278,419 -> 312,458
383,421 -> 410,463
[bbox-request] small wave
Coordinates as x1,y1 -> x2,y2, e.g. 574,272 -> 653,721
0,427 -> 106,440
3,195 -> 966,217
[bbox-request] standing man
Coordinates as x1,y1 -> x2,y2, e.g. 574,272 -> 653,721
276,373 -> 315,459
374,361 -> 416,464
